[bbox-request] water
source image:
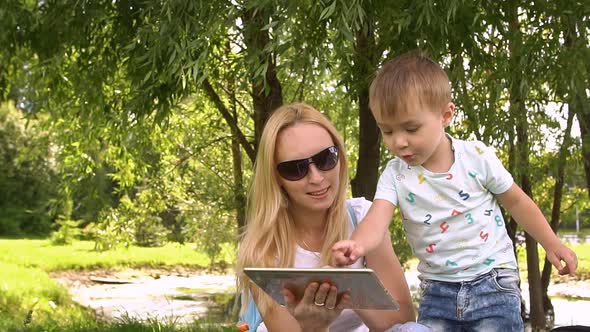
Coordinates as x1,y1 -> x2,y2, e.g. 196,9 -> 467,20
521,280 -> 590,328
54,270 -> 237,324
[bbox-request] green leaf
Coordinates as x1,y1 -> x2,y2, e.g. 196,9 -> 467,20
320,1 -> 337,21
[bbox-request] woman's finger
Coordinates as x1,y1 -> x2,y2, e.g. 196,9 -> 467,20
313,282 -> 331,306
336,292 -> 351,310
324,285 -> 338,310
282,287 -> 297,309
301,282 -> 320,305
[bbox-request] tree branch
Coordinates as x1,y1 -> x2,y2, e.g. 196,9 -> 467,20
202,78 -> 256,162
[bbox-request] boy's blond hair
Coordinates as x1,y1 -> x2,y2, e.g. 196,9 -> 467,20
369,50 -> 451,118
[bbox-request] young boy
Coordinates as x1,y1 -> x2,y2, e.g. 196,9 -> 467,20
332,51 -> 577,331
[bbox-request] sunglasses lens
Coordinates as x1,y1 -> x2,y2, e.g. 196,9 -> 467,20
277,160 -> 308,181
276,146 -> 339,181
314,146 -> 338,171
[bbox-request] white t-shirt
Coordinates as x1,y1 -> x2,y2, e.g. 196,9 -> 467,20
374,136 -> 518,282
257,197 -> 372,332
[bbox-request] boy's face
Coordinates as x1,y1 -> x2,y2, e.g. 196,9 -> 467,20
374,99 -> 455,171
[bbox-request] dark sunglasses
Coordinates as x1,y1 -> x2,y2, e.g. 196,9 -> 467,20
277,146 -> 339,181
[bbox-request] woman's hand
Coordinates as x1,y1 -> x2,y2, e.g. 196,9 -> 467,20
282,281 -> 350,331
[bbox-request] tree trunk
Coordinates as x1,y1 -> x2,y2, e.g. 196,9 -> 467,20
231,112 -> 246,231
542,105 -> 574,314
515,105 -> 544,328
229,66 -> 246,231
541,14 -> 581,314
225,38 -> 246,232
579,111 -> 590,197
506,1 -> 545,328
350,18 -> 381,200
567,18 -> 590,199
242,6 -> 283,153
511,67 -> 544,328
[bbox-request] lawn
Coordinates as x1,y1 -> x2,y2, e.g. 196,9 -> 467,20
516,242 -> 590,279
0,239 -> 236,332
0,239 -> 225,271
1,238 -> 588,331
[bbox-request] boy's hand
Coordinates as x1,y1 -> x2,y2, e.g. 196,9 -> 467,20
545,243 -> 578,276
331,240 -> 365,267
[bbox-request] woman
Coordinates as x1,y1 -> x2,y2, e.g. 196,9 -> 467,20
236,103 -> 417,332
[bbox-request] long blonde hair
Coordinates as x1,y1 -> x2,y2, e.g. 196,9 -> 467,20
236,102 -> 350,315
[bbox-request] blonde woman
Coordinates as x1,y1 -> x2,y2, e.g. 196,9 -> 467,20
236,103 -> 421,332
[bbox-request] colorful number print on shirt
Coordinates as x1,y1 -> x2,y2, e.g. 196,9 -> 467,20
377,138 -> 518,280
423,214 -> 432,225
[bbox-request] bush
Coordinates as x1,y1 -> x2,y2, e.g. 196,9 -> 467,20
89,209 -> 135,251
134,214 -> 168,247
0,207 -> 52,237
0,103 -> 56,237
49,218 -> 81,245
389,220 -> 413,267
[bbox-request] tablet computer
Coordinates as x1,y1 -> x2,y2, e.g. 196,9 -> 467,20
243,267 -> 399,310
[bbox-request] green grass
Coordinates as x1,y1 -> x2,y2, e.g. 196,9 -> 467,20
0,239 -> 218,271
560,229 -> 590,237
516,242 -> 590,279
0,239 -> 237,332
5,238 -> 586,331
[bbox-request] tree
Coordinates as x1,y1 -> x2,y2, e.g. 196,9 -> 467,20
0,103 -> 55,236
2,3 -> 590,324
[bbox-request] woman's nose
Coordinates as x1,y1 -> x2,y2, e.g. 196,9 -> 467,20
307,164 -> 324,183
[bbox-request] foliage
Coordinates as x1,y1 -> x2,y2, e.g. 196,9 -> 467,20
389,219 -> 414,267
1,3 -> 590,327
89,207 -> 135,251
49,217 -> 81,246
2,0 -> 586,225
49,190 -> 82,245
182,199 -> 238,269
0,102 -> 56,236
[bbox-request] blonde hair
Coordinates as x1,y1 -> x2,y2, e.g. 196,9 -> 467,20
370,50 -> 451,119
236,102 -> 350,315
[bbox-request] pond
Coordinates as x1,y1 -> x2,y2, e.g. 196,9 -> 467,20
53,268 -> 590,328
52,269 -> 237,324
521,279 -> 590,329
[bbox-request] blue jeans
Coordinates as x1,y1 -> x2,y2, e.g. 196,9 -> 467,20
387,322 -> 432,332
417,268 -> 524,332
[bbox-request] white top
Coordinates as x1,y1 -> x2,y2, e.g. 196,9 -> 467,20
374,136 -> 518,282
257,197 -> 372,332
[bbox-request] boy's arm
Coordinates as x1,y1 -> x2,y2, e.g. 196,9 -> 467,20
496,183 -> 577,276
332,199 -> 395,266
351,199 -> 396,245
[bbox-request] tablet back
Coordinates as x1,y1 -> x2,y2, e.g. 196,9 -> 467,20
244,267 -> 399,310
